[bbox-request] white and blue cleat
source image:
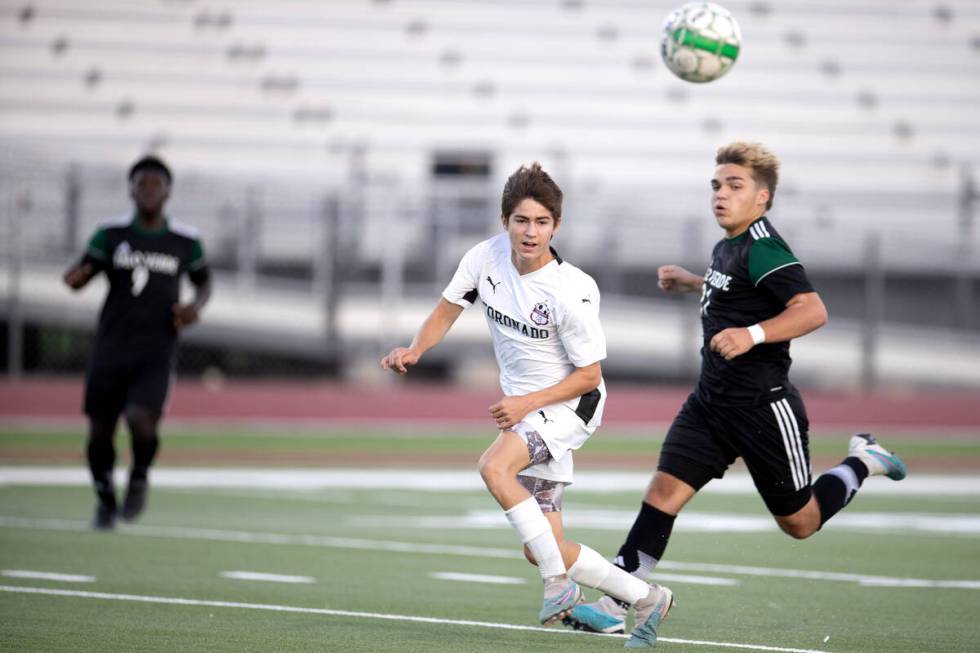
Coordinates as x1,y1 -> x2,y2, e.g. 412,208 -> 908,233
625,584 -> 675,648
539,576 -> 584,625
563,595 -> 627,634
849,433 -> 907,481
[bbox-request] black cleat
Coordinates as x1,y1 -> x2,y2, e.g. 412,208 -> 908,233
122,477 -> 148,522
92,502 -> 117,530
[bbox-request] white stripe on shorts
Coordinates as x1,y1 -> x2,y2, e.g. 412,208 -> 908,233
771,401 -> 805,490
780,398 -> 810,484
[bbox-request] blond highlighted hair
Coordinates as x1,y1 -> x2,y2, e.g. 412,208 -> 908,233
715,142 -> 780,211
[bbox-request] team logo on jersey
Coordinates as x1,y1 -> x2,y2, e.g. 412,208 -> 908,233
482,301 -> 549,339
704,266 -> 732,291
113,241 -> 179,276
530,302 -> 550,326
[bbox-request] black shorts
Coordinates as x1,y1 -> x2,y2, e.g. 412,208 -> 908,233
84,350 -> 175,420
657,390 -> 812,516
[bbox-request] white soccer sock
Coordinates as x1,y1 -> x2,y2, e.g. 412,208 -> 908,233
568,544 -> 650,605
504,497 -> 566,579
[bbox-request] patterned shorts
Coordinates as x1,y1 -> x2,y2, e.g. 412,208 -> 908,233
516,429 -> 565,513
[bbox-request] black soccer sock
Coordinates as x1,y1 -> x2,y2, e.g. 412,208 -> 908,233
813,457 -> 869,526
603,502 -> 676,608
86,420 -> 117,508
615,502 -> 676,576
130,436 -> 159,480
126,408 -> 160,480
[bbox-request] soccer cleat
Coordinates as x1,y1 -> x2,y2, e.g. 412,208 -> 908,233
539,576 -> 584,626
563,594 -> 627,634
92,481 -> 117,530
92,502 -> 116,530
625,584 -> 674,648
121,477 -> 148,522
848,433 -> 906,481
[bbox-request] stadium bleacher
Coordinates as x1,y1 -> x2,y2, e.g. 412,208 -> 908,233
1,0 -> 978,386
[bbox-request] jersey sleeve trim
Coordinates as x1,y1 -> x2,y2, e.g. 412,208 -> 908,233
86,229 -> 109,260
441,289 -> 478,307
748,237 -> 801,286
188,240 -> 207,271
754,261 -> 803,287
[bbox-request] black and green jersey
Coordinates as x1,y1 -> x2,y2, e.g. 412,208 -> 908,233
696,216 -> 814,405
81,216 -> 209,357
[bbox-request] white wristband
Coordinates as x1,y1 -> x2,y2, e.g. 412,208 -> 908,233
747,324 -> 766,345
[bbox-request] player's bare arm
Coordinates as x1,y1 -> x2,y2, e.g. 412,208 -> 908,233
710,291 -> 828,360
489,361 -> 602,430
63,262 -> 95,290
381,298 -> 464,375
657,264 -> 704,293
173,277 -> 212,328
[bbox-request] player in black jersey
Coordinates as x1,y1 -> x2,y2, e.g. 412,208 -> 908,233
63,155 -> 212,530
565,142 -> 908,639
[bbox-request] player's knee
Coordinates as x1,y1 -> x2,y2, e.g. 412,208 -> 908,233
125,407 -> 159,441
477,454 -> 504,487
478,452 -> 517,490
777,518 -> 816,540
646,474 -> 690,514
87,419 -> 116,444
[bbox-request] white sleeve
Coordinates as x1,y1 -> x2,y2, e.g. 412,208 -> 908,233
441,240 -> 485,308
558,280 -> 606,368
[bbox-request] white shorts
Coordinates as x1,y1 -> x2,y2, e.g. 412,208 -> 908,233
512,403 -> 597,484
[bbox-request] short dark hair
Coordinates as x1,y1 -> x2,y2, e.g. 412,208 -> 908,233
128,155 -> 172,183
501,162 -> 562,221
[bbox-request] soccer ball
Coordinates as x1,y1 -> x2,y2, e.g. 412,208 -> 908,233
661,2 -> 741,83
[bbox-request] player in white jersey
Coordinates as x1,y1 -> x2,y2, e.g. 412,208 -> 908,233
382,163 -> 673,645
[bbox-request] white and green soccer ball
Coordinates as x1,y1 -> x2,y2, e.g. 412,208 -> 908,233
661,2 -> 741,83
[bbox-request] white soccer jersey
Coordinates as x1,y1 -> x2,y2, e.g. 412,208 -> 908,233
442,233 -> 607,432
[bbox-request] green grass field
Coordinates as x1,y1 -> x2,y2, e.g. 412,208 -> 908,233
1,425 -> 979,652
3,426 -> 980,467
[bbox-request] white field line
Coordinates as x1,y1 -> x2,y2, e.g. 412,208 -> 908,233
0,516 -> 522,559
0,584 -> 833,653
3,467 -> 980,496
1,516 -> 977,590
349,509 -> 980,536
857,578 -> 980,588
219,571 -> 314,584
430,572 -> 526,585
652,573 -> 739,587
2,569 -> 95,583
654,561 -> 980,590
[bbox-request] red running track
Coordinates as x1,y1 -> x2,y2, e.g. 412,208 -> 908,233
1,378 -> 978,428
